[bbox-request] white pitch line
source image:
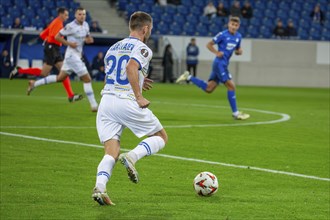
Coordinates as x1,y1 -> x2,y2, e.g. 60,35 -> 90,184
0,103 -> 290,129
1,131 -> 329,182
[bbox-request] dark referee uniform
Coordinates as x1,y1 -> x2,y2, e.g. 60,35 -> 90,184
39,17 -> 64,65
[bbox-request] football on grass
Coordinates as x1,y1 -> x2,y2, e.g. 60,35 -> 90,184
193,171 -> 218,196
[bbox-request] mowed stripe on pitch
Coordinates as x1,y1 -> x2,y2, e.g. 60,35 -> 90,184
1,131 -> 328,182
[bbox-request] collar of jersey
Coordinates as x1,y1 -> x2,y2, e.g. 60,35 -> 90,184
128,36 -> 140,41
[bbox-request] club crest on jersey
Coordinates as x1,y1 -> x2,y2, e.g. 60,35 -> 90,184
141,49 -> 149,57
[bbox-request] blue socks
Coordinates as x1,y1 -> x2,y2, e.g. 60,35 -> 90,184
227,90 -> 238,113
190,76 -> 207,91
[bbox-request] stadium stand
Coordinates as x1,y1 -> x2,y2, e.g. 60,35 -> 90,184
0,0 -> 98,30
114,0 -> 329,41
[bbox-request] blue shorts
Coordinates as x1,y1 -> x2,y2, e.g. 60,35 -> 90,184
208,60 -> 232,84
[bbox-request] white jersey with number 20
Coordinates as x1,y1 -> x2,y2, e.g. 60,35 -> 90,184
102,37 -> 152,101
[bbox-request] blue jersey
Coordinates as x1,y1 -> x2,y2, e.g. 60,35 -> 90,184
212,29 -> 241,67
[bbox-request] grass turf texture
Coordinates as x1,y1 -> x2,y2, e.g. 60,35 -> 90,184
0,79 -> 329,220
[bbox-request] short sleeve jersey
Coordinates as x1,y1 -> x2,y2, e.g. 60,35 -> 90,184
59,20 -> 90,57
39,17 -> 63,46
102,37 -> 152,101
213,29 -> 241,66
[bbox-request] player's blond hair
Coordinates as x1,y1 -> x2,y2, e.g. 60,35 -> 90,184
129,11 -> 152,31
229,16 -> 240,24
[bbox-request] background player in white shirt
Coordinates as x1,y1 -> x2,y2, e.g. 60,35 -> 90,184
92,11 -> 168,206
27,7 -> 98,112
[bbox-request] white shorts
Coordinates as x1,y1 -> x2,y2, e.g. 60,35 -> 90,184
96,94 -> 163,143
62,55 -> 88,77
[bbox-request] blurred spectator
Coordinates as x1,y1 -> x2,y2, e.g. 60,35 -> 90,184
12,17 -> 23,29
216,2 -> 228,18
90,21 -> 102,33
310,4 -> 325,25
273,20 -> 286,38
186,38 -> 199,78
156,0 -> 167,6
168,0 -> 181,5
204,2 -> 217,19
230,1 -> 241,17
91,51 -> 105,81
241,1 -> 253,19
0,50 -> 11,77
162,44 -> 174,83
285,20 -> 297,38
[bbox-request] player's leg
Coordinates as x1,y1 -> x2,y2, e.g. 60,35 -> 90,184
176,70 -> 218,93
80,73 -> 98,112
54,61 -> 83,103
224,79 -> 250,120
26,70 -> 68,95
9,63 -> 53,79
118,100 -> 167,183
93,139 -> 118,206
93,95 -> 122,205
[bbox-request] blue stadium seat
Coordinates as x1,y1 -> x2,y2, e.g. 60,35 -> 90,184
177,5 -> 189,16
37,8 -> 50,20
212,17 -> 223,27
56,0 -> 69,8
7,7 -> 21,19
289,10 -> 300,21
0,0 -> 12,7
150,12 -> 161,24
22,7 -> 35,18
199,16 -> 210,26
139,3 -> 152,13
126,3 -> 138,18
20,16 -> 31,27
298,28 -> 309,40
195,23 -> 208,36
309,28 -> 321,40
165,5 -> 177,15
250,17 -> 261,26
181,0 -> 192,7
31,17 -> 45,29
131,0 -> 141,4
174,14 -> 186,26
117,0 -> 127,11
279,2 -> 290,11
321,28 -> 330,41
1,15 -> 13,28
264,9 -> 276,19
259,25 -> 272,38
151,5 -> 163,15
69,1 -> 80,10
253,8 -> 263,19
28,0 -> 41,8
298,20 -> 310,31
142,0 -> 154,4
291,1 -> 303,12
183,22 -> 195,36
161,13 -> 172,23
276,9 -> 287,21
41,0 -> 55,9
190,6 -> 202,15
266,1 -> 278,10
255,1 -> 266,10
169,22 -> 182,35
0,6 -> 5,17
14,0 -> 27,7
192,0 -> 205,8
246,25 -> 259,38
156,22 -> 169,35
209,24 -> 220,36
262,17 -> 274,28
186,14 -> 198,25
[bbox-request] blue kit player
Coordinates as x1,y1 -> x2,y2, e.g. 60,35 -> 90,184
176,16 -> 250,120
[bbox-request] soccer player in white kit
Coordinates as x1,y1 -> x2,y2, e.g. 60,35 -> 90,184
92,11 -> 168,206
27,7 -> 98,112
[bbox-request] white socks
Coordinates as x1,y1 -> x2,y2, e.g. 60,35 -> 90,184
83,82 -> 98,108
127,136 -> 166,164
95,154 -> 115,193
34,75 -> 57,87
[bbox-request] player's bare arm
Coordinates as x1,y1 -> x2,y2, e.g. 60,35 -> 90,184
55,33 -> 78,48
85,35 -> 94,44
126,59 -> 150,108
142,78 -> 153,91
207,40 -> 223,57
235,48 -> 243,55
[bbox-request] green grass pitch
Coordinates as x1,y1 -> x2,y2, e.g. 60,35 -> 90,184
0,79 -> 329,220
